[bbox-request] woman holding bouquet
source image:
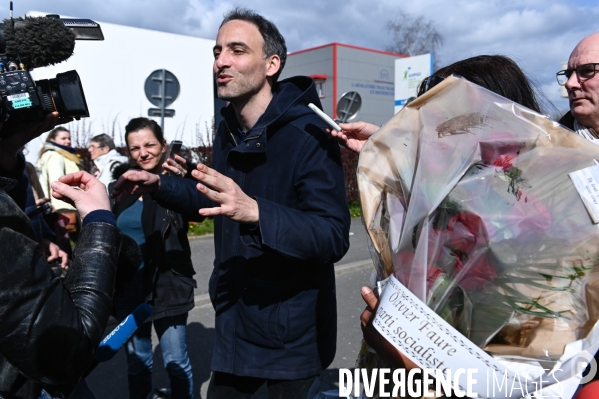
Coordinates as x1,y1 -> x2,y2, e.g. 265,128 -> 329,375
341,54 -> 544,368
348,55 -> 599,398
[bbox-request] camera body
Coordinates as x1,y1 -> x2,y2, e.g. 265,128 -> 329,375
1,68 -> 53,123
0,15 -> 103,134
0,67 -> 88,125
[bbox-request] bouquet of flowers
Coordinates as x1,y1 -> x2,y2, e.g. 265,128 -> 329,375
356,76 -> 599,398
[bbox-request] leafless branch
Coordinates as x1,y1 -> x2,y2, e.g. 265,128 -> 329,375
385,11 -> 444,69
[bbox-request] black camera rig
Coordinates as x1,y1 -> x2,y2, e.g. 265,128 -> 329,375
0,3 -> 104,135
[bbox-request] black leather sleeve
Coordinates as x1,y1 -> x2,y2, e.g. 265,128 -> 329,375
0,189 -> 120,387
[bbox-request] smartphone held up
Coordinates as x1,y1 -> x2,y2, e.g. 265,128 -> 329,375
166,140 -> 183,160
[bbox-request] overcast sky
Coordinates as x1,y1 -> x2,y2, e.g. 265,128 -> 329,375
18,0 -> 599,113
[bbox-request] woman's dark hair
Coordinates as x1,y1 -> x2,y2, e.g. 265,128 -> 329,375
45,126 -> 70,142
124,117 -> 164,145
418,55 -> 542,113
221,8 -> 287,81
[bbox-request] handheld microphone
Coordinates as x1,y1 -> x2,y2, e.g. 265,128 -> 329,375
95,303 -> 153,362
1,16 -> 75,69
83,303 -> 152,378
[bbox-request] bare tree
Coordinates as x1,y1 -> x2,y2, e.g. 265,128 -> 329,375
385,11 -> 444,68
67,118 -> 93,148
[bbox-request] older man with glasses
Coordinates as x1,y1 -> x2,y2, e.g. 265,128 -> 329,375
88,133 -> 128,190
557,32 -> 599,144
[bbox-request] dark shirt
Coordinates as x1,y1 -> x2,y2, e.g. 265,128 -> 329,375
116,199 -> 146,271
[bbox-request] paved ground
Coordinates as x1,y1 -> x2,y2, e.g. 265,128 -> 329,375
86,217 -> 373,398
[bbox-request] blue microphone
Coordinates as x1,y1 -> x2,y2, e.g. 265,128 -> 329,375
95,303 -> 153,362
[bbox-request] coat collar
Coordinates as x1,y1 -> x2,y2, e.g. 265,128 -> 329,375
220,109 -> 268,154
219,76 -> 320,154
94,149 -> 128,169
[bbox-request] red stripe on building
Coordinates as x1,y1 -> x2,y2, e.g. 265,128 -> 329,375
333,43 -> 337,119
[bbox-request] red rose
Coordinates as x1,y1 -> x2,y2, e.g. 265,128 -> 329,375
453,251 -> 497,291
426,263 -> 444,291
442,211 -> 496,291
480,132 -> 525,171
393,250 -> 414,285
446,211 -> 489,254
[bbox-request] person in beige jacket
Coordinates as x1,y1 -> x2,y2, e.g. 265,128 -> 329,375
38,127 -> 82,211
38,127 -> 83,237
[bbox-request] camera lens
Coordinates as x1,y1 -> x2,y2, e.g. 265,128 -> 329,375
36,70 -> 89,118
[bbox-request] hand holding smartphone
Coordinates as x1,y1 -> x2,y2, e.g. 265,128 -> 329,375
166,140 -> 183,160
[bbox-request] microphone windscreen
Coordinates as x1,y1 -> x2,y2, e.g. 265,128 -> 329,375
95,303 -> 153,362
3,16 -> 75,69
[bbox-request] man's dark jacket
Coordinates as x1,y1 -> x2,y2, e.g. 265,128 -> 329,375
153,76 -> 351,380
559,111 -> 575,130
0,154 -> 120,397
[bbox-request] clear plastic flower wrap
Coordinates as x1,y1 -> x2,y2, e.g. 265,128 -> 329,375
356,76 -> 599,396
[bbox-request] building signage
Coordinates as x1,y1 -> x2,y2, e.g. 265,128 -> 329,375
351,82 -> 394,97
394,53 -> 433,113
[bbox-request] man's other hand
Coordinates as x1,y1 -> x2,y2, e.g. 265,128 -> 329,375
111,170 -> 161,202
51,171 -> 110,220
192,163 -> 259,224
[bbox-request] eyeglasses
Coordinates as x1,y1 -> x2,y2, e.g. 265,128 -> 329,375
88,144 -> 104,150
556,63 -> 599,86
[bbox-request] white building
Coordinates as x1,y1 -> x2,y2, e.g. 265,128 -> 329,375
25,12 -> 215,164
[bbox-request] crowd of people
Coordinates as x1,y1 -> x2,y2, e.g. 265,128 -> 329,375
1,6 -> 599,399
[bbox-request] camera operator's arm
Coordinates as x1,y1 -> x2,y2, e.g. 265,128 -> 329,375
0,171 -> 120,387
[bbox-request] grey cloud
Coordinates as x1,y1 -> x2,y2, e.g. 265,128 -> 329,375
14,0 -> 599,112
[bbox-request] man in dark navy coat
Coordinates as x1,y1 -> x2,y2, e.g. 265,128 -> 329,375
113,7 -> 351,399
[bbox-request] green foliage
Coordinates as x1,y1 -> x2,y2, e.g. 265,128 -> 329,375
348,200 -> 362,218
188,219 -> 215,236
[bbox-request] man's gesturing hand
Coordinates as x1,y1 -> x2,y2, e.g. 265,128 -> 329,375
111,170 -> 161,202
51,171 -> 110,220
192,163 -> 259,224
